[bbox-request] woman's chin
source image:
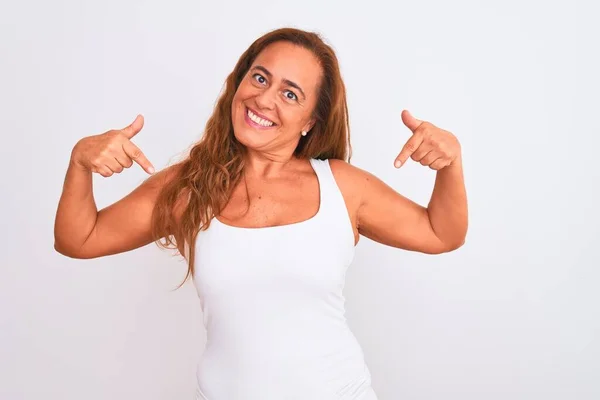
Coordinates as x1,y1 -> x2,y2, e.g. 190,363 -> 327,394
233,128 -> 267,149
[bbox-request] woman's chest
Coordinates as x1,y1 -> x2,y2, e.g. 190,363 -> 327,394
194,222 -> 354,295
217,175 -> 320,229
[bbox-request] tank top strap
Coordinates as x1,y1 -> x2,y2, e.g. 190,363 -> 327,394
309,158 -> 345,218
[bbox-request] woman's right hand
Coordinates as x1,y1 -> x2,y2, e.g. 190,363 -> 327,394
71,114 -> 155,177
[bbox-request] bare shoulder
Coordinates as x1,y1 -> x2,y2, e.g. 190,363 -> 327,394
327,159 -> 376,243
146,161 -> 185,189
327,158 -> 373,206
145,161 -> 190,224
329,158 -> 449,253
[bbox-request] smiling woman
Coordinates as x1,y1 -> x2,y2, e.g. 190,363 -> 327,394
233,43 -> 320,150
54,27 -> 468,400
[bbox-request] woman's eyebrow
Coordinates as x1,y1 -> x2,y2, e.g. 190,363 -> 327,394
252,65 -> 306,100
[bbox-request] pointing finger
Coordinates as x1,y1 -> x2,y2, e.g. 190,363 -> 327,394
394,134 -> 424,168
122,140 -> 155,174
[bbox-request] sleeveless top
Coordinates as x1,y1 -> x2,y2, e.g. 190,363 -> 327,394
191,158 -> 378,400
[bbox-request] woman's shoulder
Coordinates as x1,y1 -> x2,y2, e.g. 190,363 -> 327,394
325,158 -> 376,213
327,158 -> 374,190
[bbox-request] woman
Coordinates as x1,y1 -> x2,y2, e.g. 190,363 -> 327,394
54,28 -> 467,399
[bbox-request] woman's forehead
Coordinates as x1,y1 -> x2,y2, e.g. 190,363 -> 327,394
251,42 -> 322,91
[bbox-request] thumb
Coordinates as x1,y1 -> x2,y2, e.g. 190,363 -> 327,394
401,110 -> 423,133
121,114 -> 144,139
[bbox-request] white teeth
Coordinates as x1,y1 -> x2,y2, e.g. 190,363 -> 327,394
247,109 -> 274,127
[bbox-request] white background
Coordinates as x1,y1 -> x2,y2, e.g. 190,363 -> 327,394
1,0 -> 599,399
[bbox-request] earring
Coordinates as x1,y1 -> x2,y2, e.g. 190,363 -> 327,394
301,130 -> 307,136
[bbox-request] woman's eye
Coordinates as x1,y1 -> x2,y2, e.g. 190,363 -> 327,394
284,90 -> 298,101
253,74 -> 266,85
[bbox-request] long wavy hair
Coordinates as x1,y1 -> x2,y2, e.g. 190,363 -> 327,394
151,27 -> 352,287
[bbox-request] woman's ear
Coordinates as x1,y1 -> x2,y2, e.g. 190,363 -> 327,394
302,118 -> 316,134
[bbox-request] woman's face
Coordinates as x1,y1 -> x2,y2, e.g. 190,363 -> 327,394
231,41 -> 322,155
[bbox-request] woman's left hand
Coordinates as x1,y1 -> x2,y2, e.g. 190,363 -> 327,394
394,110 -> 461,170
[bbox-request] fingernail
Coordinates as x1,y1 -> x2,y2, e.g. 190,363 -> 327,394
394,160 -> 402,168
148,166 -> 155,174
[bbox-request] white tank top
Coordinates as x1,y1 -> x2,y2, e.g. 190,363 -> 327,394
192,158 -> 378,400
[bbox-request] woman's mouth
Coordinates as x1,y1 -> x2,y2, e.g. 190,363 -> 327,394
244,107 -> 277,129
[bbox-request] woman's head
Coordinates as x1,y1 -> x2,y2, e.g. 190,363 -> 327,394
152,28 -> 351,286
231,41 -> 321,156
217,27 -> 351,160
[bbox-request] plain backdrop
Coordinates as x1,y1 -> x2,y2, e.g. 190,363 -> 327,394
1,0 -> 599,399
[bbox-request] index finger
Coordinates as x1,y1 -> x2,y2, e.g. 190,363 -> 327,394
122,140 -> 155,174
394,134 -> 424,168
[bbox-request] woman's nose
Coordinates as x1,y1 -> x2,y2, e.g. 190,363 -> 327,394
255,87 -> 276,110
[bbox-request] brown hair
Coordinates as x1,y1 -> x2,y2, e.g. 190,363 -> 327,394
151,27 -> 352,287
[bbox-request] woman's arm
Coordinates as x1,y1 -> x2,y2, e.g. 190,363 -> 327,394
53,155 -> 98,257
54,157 -> 180,259
332,110 -> 468,254
426,155 -> 468,251
344,158 -> 467,254
54,116 -> 183,259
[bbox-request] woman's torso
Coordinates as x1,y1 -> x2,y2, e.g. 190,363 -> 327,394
192,158 -> 377,400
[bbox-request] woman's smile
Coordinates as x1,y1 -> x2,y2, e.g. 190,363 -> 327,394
244,106 -> 278,130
